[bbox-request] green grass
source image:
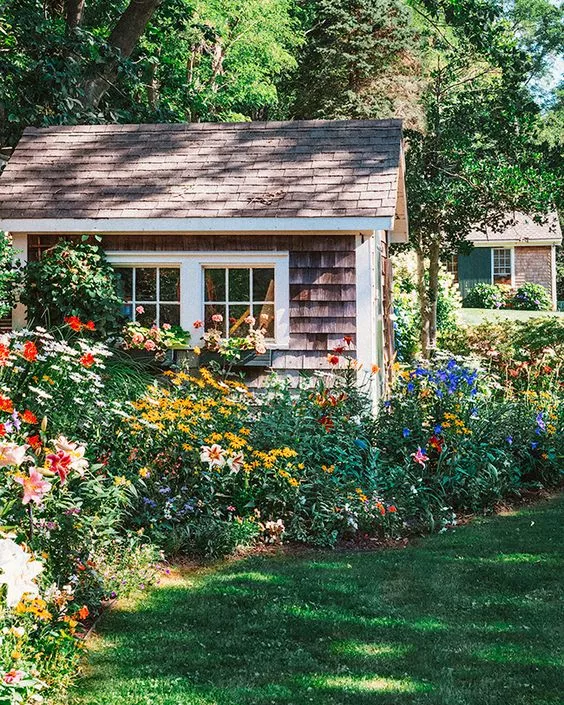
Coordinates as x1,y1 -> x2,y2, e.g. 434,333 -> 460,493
458,308 -> 564,326
70,496 -> 564,705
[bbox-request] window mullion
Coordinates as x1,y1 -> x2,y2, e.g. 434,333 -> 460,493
156,267 -> 160,327
132,268 -> 137,322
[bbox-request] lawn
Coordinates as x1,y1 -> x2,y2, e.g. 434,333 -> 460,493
70,494 -> 563,705
458,308 -> 564,326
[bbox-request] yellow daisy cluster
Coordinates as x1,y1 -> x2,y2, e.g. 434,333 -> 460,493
442,412 -> 472,436
15,596 -> 51,621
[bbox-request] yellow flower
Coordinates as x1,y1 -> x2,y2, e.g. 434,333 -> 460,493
288,477 -> 299,488
193,346 -> 201,355
114,476 -> 129,487
321,464 -> 335,474
138,467 -> 151,479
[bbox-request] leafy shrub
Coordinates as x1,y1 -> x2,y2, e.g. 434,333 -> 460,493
510,282 -> 552,310
0,232 -> 22,319
21,239 -> 124,335
391,252 -> 462,361
463,283 -> 505,308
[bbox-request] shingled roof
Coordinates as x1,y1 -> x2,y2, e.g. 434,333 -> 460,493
470,212 -> 562,245
0,120 -> 405,224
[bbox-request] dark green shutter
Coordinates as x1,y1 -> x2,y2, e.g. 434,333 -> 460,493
457,248 -> 492,299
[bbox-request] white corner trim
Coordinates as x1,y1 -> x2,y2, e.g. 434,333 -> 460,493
106,251 -> 290,348
355,233 -> 379,405
551,244 -> 558,310
0,216 -> 394,234
12,233 -> 27,329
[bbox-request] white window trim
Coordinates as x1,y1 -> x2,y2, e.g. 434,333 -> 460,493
106,251 -> 290,348
491,246 -> 514,287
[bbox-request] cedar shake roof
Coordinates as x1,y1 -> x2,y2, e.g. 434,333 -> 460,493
0,120 -> 404,221
470,212 -> 562,245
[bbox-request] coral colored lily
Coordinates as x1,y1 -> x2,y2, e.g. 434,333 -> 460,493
14,467 -> 51,505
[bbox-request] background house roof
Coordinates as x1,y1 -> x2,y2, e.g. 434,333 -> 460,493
470,211 -> 562,245
0,120 -> 404,222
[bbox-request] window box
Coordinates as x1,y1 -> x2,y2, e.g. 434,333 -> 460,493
198,349 -> 272,368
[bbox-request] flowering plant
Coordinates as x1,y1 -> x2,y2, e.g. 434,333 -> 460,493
117,320 -> 189,361
197,315 -> 267,362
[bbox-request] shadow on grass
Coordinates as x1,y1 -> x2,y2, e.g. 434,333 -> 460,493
71,495 -> 563,705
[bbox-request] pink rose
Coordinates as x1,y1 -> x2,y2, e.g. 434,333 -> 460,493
131,332 -> 144,345
135,305 -> 145,314
144,340 -> 157,351
193,320 -> 204,329
162,323 -> 171,330
212,314 -> 223,324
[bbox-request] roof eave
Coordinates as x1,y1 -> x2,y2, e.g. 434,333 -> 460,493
0,215 -> 395,235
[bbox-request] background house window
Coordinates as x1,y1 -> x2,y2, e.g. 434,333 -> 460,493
114,266 -> 180,327
492,248 -> 512,285
204,267 -> 275,338
446,255 -> 458,281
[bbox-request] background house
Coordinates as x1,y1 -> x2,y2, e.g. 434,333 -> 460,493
0,120 -> 408,399
447,212 -> 562,309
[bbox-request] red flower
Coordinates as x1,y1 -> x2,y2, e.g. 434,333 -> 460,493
21,410 -> 38,425
388,505 -> 397,513
80,353 -> 96,368
0,343 -> 10,367
333,346 -> 345,354
343,336 -> 353,346
22,341 -> 38,362
27,434 -> 42,450
0,424 -> 5,437
46,450 -> 72,483
77,605 -> 89,620
0,395 -> 13,413
327,354 -> 340,366
429,435 -> 444,453
318,415 -> 334,432
64,316 -> 82,331
84,321 -> 96,331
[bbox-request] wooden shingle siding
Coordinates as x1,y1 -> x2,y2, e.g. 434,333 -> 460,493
30,233 -> 357,379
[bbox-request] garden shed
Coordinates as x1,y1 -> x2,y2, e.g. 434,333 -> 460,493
0,119 -> 408,398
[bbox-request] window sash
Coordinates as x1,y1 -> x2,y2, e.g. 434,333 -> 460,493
116,265 -> 180,327
203,266 -> 275,339
493,249 -> 512,276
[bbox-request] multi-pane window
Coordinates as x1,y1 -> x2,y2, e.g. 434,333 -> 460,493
204,267 -> 275,339
492,248 -> 512,285
446,255 -> 458,281
114,266 -> 181,327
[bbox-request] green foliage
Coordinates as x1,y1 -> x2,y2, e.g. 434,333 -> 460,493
0,232 -> 22,320
286,0 -> 419,120
392,253 -> 462,360
21,239 -> 124,335
463,283 -> 505,309
0,0 -> 302,145
511,282 -> 553,310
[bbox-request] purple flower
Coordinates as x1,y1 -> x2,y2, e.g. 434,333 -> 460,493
506,436 -> 513,445
434,424 -> 442,434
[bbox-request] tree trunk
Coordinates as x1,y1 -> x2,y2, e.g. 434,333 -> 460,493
81,0 -> 162,109
416,246 -> 429,358
65,0 -> 85,29
427,241 -> 440,355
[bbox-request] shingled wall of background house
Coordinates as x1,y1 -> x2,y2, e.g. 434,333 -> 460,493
28,232 -> 357,383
